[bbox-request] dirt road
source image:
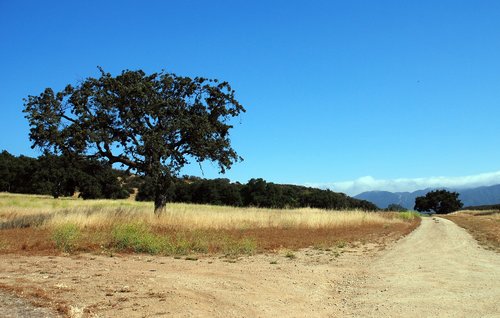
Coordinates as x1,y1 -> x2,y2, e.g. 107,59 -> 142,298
1,217 -> 499,317
345,217 -> 500,317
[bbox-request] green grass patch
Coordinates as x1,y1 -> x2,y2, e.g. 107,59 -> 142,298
398,211 -> 421,220
221,236 -> 257,256
52,223 -> 81,253
109,225 -> 257,256
112,223 -> 165,254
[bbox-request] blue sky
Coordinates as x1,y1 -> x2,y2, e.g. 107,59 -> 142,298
1,0 -> 499,195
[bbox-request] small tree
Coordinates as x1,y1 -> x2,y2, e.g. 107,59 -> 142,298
414,190 -> 463,214
24,68 -> 245,214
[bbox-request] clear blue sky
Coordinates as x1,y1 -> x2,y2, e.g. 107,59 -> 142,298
1,0 -> 499,194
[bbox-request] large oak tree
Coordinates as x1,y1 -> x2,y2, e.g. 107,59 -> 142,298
414,189 -> 463,214
24,68 -> 245,214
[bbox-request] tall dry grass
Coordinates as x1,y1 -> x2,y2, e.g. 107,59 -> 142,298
0,192 -> 402,230
0,193 -> 419,255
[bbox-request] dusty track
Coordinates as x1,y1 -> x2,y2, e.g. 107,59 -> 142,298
0,245 -> 379,318
345,217 -> 500,317
1,217 -> 499,317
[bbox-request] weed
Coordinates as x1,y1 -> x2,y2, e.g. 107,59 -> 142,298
52,223 -> 80,253
337,240 -> 347,248
222,236 -> 257,256
0,239 -> 7,250
169,233 -> 191,255
285,251 -> 296,259
188,230 -> 210,253
332,250 -> 341,257
270,260 -> 278,264
238,238 -> 257,255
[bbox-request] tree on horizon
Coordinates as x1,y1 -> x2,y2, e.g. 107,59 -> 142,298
414,190 -> 463,214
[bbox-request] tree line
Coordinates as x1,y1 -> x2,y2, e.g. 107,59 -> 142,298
0,151 -> 133,199
0,151 -> 377,210
136,176 -> 377,210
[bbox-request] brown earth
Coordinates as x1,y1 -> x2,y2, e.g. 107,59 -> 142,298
442,212 -> 500,252
0,222 -> 414,255
0,243 -> 384,318
1,217 -> 499,317
344,217 -> 500,317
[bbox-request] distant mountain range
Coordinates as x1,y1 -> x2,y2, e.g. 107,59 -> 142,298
354,184 -> 500,210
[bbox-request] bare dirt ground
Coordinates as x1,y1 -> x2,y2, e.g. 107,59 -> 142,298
344,217 -> 500,317
442,211 -> 500,252
1,217 -> 499,317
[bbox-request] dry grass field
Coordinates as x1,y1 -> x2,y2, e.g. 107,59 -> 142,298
0,192 -> 419,256
442,210 -> 500,252
0,193 -> 432,317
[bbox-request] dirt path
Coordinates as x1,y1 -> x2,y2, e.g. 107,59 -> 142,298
1,218 -> 499,317
0,243 -> 382,317
345,217 -> 500,317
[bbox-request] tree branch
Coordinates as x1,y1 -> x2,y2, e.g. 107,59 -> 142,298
95,142 -> 139,169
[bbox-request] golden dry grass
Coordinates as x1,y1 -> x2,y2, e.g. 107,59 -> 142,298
0,192 -> 420,255
0,192 -> 402,230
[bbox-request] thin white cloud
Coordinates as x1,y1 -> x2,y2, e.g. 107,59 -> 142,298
307,171 -> 500,196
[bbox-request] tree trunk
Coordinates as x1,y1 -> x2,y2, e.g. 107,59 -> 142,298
153,172 -> 172,216
154,194 -> 167,216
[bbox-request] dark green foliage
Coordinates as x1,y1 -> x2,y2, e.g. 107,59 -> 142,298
2,149 -> 377,210
385,203 -> 408,212
241,178 -> 283,207
0,150 -> 130,199
23,67 -> 245,213
414,190 -> 463,214
461,204 -> 500,211
77,159 -> 132,199
0,151 -> 40,194
192,178 -> 243,206
136,176 -> 377,211
33,154 -> 79,198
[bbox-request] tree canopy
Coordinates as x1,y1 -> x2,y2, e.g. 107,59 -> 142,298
23,68 -> 245,214
414,190 -> 463,214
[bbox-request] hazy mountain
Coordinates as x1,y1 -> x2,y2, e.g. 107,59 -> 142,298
354,184 -> 500,209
